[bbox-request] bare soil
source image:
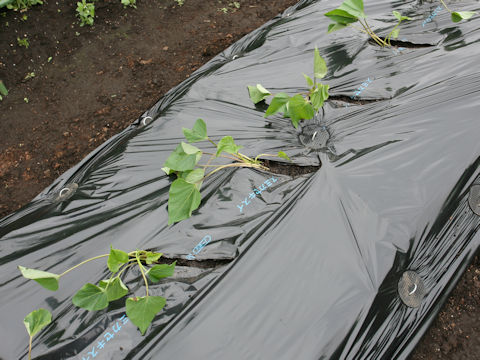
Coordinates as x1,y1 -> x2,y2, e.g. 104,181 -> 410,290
0,1 -> 479,359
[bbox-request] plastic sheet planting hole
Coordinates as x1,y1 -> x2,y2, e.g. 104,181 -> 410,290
54,183 -> 78,203
398,271 -> 425,308
468,185 -> 480,216
299,124 -> 330,150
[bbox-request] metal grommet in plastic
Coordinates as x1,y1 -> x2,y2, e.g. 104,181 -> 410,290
299,124 -> 330,150
468,184 -> 480,215
398,271 -> 425,308
140,116 -> 153,127
54,183 -> 78,203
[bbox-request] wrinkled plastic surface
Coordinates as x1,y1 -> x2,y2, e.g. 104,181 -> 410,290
1,0 -> 480,359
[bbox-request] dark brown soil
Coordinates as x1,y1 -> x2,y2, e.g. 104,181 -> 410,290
0,1 -> 479,359
263,158 -> 321,176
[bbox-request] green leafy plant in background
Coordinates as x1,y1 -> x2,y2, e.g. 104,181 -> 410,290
0,80 -> 8,101
121,0 -> 136,8
0,0 -> 43,10
76,0 -> 95,26
438,0 -> 477,22
19,246 -> 175,343
324,0 -> 411,47
24,309 -> 51,360
163,118 -> 290,224
248,47 -> 329,129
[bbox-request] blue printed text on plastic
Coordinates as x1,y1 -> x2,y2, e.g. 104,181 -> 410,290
186,235 -> 212,260
81,314 -> 130,360
237,176 -> 278,213
351,77 -> 372,99
422,6 -> 442,27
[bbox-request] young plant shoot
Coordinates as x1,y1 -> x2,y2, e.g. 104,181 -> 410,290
325,0 -> 411,47
19,246 -> 175,340
248,48 -> 329,129
24,308 -> 52,360
438,0 -> 477,22
162,118 -> 290,224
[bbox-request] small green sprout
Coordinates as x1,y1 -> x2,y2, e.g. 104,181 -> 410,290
24,97 -> 29,103
248,47 -> 330,128
163,118 -> 289,224
17,37 -> 30,48
438,0 -> 477,23
24,308 -> 52,360
19,246 -> 175,336
121,0 -> 136,8
174,0 -> 185,6
324,0 -> 411,47
24,72 -> 35,80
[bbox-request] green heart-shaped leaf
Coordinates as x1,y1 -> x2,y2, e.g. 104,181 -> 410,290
303,73 -> 314,87
72,283 -> 109,311
338,0 -> 365,19
98,278 -> 129,302
183,118 -> 208,143
24,308 -> 52,337
181,168 -> 205,185
145,251 -> 163,265
451,11 -> 476,23
216,136 -> 243,156
314,48 -> 327,79
327,22 -> 348,33
18,266 -> 60,291
126,296 -> 167,335
287,95 -> 315,128
324,9 -> 359,24
248,84 -> 271,104
164,143 -> 202,172
146,262 -> 176,282
392,10 -> 411,21
168,178 -> 202,225
265,92 -> 290,117
107,246 -> 130,273
277,151 -> 291,162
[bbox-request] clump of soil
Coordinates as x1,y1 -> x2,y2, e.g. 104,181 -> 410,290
262,158 -> 320,177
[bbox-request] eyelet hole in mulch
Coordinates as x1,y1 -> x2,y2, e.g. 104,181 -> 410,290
299,124 -> 330,150
398,270 -> 425,308
468,184 -> 480,216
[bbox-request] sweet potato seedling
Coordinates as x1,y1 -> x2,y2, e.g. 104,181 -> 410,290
248,48 -> 329,129
19,245 -> 176,357
163,118 -> 290,224
324,0 -> 411,47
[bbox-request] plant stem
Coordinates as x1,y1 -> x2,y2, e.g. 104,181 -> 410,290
386,21 -> 401,46
360,19 -> 388,47
104,259 -> 136,291
202,151 -> 238,161
438,0 -> 451,13
28,336 -> 32,360
204,162 -> 268,178
237,152 -> 255,163
59,254 -> 110,277
135,252 -> 149,297
207,137 -> 217,147
254,153 -> 279,162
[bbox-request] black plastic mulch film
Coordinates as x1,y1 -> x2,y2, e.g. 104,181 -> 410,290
1,0 -> 480,359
